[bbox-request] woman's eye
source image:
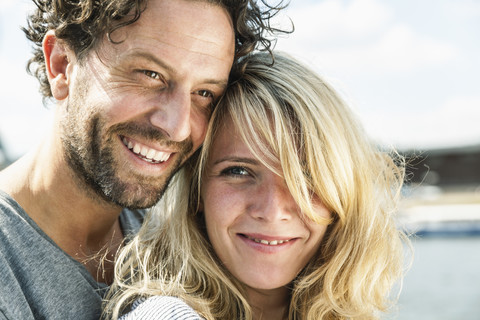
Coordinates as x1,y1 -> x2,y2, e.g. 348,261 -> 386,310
221,166 -> 250,177
142,70 -> 161,80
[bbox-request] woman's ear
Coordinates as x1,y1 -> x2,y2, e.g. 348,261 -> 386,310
43,30 -> 72,100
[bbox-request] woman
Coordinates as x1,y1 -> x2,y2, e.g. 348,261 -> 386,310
103,52 -> 409,319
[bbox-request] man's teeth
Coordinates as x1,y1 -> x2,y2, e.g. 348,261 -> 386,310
246,235 -> 290,246
122,138 -> 171,163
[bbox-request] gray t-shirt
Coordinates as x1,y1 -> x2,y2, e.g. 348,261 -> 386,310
0,190 -> 144,320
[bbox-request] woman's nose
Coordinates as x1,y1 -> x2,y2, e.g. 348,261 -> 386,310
248,177 -> 298,222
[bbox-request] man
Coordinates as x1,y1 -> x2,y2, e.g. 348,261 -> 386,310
0,0 -> 286,318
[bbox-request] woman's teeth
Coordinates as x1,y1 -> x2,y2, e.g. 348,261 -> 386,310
246,235 -> 291,246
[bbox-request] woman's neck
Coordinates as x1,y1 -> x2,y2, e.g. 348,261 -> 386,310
247,286 -> 289,320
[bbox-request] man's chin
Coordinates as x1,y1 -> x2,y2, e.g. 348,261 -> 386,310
105,184 -> 165,209
95,156 -> 182,209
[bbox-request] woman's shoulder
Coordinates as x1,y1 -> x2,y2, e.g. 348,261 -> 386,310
120,296 -> 203,320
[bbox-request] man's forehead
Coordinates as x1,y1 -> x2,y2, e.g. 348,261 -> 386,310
110,0 -> 235,61
137,0 -> 233,41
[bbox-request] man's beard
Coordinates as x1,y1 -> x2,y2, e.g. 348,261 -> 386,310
62,114 -> 193,209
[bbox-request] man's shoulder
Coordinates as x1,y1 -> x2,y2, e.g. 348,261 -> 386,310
0,190 -> 36,247
0,238 -> 105,320
0,191 -> 105,320
0,190 -> 23,218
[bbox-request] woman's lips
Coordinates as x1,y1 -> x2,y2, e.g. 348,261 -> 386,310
238,233 -> 296,246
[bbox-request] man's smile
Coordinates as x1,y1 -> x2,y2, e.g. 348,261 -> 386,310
121,136 -> 172,164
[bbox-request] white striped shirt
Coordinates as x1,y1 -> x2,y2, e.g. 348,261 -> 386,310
119,296 -> 203,320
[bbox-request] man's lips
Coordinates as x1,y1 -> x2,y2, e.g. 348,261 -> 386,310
121,136 -> 172,164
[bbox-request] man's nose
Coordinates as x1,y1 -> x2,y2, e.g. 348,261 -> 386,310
149,89 -> 192,142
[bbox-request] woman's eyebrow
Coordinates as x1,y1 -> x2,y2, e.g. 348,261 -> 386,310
213,157 -> 259,166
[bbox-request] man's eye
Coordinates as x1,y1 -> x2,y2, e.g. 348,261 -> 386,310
196,90 -> 214,99
142,70 -> 160,80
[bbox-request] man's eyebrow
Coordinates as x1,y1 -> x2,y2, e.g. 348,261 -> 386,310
207,78 -> 228,89
125,51 -> 175,73
124,51 -> 228,88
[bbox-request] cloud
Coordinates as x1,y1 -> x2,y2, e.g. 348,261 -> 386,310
284,0 -> 392,43
360,96 -> 480,149
277,0 -> 459,76
0,53 -> 47,159
312,25 -> 458,74
444,0 -> 480,19
0,112 -> 54,160
0,0 -> 15,10
0,55 -> 42,108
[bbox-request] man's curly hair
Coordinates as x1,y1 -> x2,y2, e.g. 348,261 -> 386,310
23,0 -> 290,99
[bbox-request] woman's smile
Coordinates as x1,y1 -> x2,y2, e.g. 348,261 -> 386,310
236,233 -> 298,254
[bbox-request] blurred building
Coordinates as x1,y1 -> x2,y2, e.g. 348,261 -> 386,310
404,144 -> 480,188
399,144 -> 480,236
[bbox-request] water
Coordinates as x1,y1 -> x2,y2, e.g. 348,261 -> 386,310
387,236 -> 480,319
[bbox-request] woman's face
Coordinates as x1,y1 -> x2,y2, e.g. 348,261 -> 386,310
201,117 -> 331,293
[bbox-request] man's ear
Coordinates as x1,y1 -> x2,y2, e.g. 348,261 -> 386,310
43,30 -> 72,100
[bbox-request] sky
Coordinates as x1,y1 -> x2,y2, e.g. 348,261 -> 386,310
1,0 -> 480,160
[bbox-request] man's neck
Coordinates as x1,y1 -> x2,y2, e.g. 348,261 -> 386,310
0,138 -> 124,283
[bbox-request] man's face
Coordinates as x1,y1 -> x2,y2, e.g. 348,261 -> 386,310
60,0 -> 235,208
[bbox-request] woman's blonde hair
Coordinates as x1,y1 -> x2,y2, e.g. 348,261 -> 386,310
103,52 -> 409,319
